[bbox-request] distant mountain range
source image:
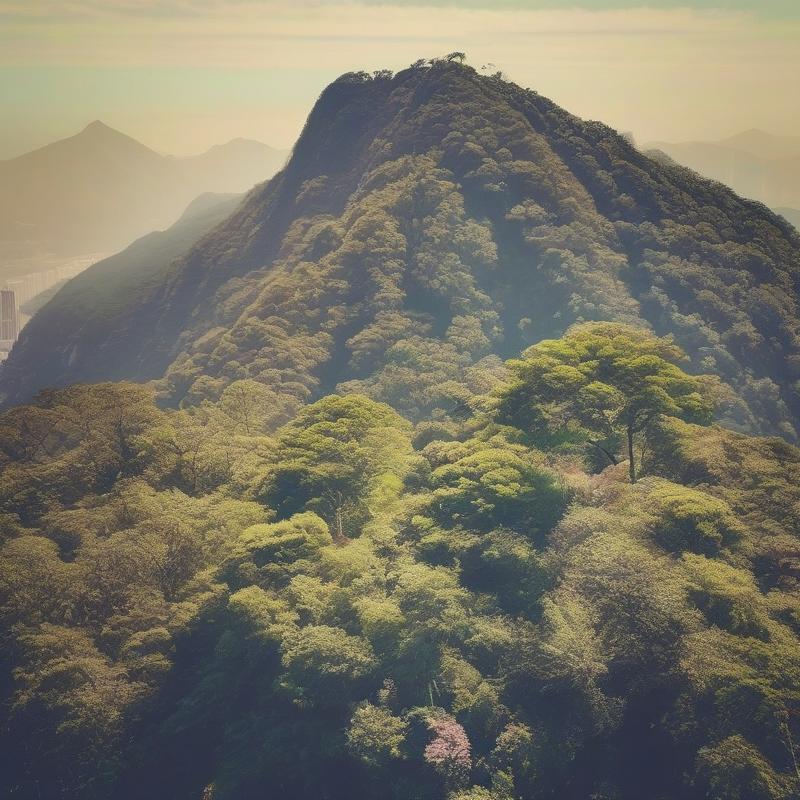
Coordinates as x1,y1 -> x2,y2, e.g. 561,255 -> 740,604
644,129 -> 800,228
775,206 -> 800,230
4,62 -> 800,445
0,121 -> 287,278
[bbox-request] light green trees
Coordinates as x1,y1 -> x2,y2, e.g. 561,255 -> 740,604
423,433 -> 565,535
347,703 -> 407,766
259,394 -> 415,539
497,322 -> 715,481
225,512 -> 332,588
641,480 -> 743,555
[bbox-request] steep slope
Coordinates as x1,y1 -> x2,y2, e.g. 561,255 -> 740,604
3,61 -> 800,441
19,281 -> 68,316
1,193 -> 241,396
0,122 -> 286,272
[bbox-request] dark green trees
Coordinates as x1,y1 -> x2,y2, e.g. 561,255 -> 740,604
1,326 -> 799,799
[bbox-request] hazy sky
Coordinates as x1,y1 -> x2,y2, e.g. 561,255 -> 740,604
1,0 -> 798,158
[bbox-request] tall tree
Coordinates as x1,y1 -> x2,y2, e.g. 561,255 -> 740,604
496,322 -> 714,482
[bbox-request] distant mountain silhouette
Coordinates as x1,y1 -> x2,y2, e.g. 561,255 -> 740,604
719,128 -> 800,160
0,122 -> 287,277
644,129 -> 800,209
775,206 -> 800,231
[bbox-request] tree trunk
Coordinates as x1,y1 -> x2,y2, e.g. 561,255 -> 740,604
627,425 -> 636,483
590,440 -> 619,466
335,507 -> 345,544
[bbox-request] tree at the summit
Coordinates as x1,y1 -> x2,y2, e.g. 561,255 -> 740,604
497,322 -> 715,482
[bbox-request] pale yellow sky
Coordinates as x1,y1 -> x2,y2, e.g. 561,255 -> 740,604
1,1 -> 799,157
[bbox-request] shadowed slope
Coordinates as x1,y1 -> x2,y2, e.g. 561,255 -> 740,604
1,193 -> 242,396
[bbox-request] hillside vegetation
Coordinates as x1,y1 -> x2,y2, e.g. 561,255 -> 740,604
2,322 -> 800,799
2,59 -> 800,800
3,60 -> 800,444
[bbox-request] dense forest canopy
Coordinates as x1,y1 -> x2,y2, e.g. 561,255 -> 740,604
2,57 -> 800,800
2,322 -> 800,799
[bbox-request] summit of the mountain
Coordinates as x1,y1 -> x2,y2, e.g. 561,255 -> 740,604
4,60 -> 800,442
80,119 -> 132,138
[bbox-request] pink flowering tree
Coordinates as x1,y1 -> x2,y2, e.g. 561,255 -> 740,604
424,713 -> 472,789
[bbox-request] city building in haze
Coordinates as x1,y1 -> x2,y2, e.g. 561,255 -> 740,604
0,254 -> 98,357
0,288 -> 19,358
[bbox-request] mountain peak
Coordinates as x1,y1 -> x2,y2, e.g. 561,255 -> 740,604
78,119 -> 132,142
83,119 -> 111,132
196,137 -> 278,158
77,119 -> 142,145
4,60 -> 800,445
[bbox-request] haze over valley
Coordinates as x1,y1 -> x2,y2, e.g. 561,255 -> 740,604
643,129 -> 800,229
0,120 -> 286,357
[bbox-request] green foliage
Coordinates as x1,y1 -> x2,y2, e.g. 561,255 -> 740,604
347,702 -> 408,766
259,394 -> 415,539
2,270 -> 800,800
639,479 -> 743,555
280,625 -> 376,704
695,735 -> 794,800
226,513 -> 333,588
423,432 -> 566,536
497,321 -> 715,480
682,554 -> 769,637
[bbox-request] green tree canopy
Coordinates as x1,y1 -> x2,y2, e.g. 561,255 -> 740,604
496,322 -> 715,481
259,394 -> 414,539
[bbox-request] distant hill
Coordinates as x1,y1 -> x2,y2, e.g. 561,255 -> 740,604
644,129 -> 800,209
775,206 -> 800,231
0,122 -> 287,277
3,192 -> 241,392
4,62 -> 800,444
719,128 -> 800,160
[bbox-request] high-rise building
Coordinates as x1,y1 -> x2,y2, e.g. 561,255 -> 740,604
0,288 -> 19,349
0,256 -> 96,352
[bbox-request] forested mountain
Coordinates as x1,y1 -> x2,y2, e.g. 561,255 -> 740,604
2,59 -> 800,800
3,60 -> 799,444
0,121 -> 286,274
